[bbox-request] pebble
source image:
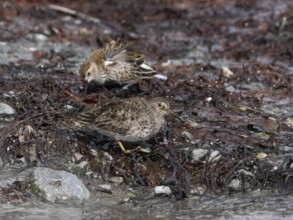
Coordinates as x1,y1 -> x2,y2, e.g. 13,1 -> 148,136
228,179 -> 240,190
108,176 -> 124,184
221,66 -> 234,78
26,33 -> 48,42
191,148 -> 209,162
3,91 -> 15,98
76,160 -> 88,169
190,185 -> 207,195
181,131 -> 194,142
65,104 -> 74,109
154,186 -> 172,195
256,152 -> 268,160
226,85 -> 236,93
208,150 -> 221,162
0,103 -> 16,115
96,184 -> 113,194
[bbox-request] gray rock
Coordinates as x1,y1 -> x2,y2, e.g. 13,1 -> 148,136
26,33 -> 48,42
226,85 -> 236,93
208,150 -> 221,162
181,131 -> 194,142
3,91 -> 15,98
33,167 -> 90,202
0,103 -> 16,115
228,179 -> 240,190
96,184 -> 112,194
191,148 -> 209,162
108,176 -> 124,183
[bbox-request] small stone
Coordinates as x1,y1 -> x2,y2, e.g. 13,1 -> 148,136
221,66 -> 234,78
190,185 -> 207,195
0,103 -> 16,115
97,184 -> 112,191
226,85 -> 236,93
154,186 -> 172,195
76,161 -> 88,169
27,33 -> 48,41
256,152 -> 268,160
191,148 -> 209,162
74,152 -> 84,161
108,176 -> 124,183
181,131 -> 194,142
90,149 -> 98,157
65,105 -> 74,109
272,166 -> 278,171
71,161 -> 88,176
3,91 -> 15,98
184,119 -> 198,128
96,184 -> 112,194
228,179 -> 240,190
205,97 -> 213,102
208,150 -> 221,162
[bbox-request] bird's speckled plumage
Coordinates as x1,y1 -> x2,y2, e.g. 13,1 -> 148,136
77,97 -> 176,153
79,41 -> 165,86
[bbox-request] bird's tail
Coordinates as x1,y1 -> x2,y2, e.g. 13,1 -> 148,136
138,63 -> 168,81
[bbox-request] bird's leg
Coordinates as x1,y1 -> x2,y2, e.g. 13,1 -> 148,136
117,141 -> 132,154
117,141 -> 150,154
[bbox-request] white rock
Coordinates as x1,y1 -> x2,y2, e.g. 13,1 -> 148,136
208,150 -> 221,162
65,104 -> 73,109
108,176 -> 124,183
33,167 -> 90,202
205,97 -> 213,102
191,148 -> 209,162
154,186 -> 172,195
97,184 -> 112,191
221,66 -> 234,78
0,103 -> 16,115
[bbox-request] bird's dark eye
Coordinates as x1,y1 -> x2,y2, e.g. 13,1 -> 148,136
158,103 -> 164,109
87,72 -> 91,77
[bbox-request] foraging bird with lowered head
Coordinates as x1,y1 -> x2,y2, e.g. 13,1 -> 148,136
79,41 -> 167,89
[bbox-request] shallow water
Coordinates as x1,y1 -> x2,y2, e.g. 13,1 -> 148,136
1,191 -> 292,220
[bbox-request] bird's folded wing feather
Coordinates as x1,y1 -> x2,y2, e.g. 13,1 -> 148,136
78,100 -> 144,135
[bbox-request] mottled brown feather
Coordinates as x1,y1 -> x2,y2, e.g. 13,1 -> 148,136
77,97 -> 173,142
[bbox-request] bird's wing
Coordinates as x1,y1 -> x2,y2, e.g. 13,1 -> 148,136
78,99 -> 145,135
103,41 -> 128,62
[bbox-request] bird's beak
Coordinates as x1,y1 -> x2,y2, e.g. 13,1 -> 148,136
168,109 -> 182,122
83,80 -> 88,95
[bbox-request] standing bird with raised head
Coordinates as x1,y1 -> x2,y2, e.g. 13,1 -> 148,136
77,97 -> 177,154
